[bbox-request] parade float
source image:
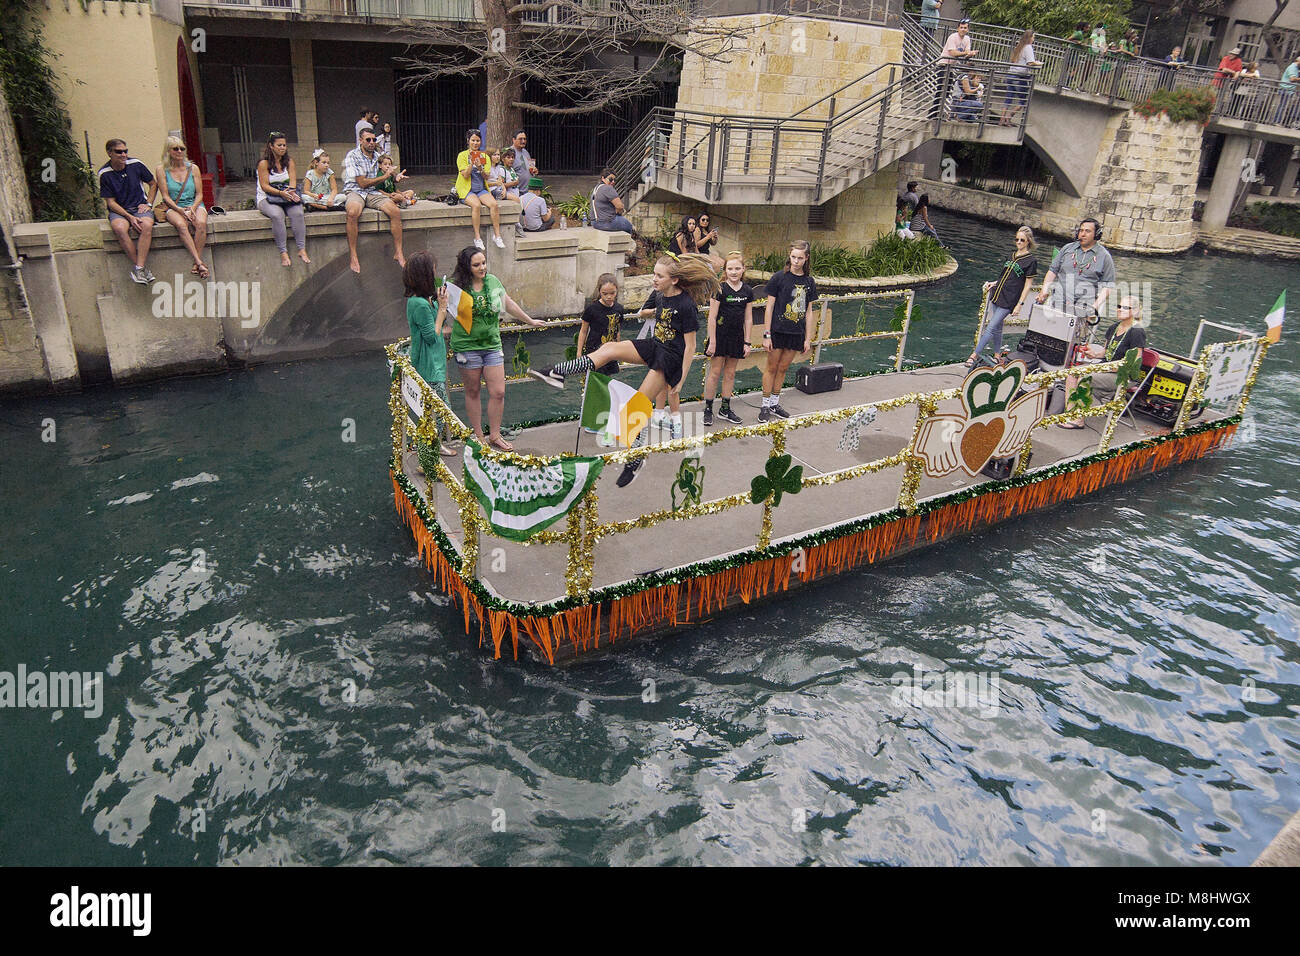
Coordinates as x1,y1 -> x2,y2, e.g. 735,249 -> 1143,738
387,289 -> 1282,665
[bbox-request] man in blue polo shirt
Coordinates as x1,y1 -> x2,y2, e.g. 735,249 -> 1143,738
98,138 -> 156,284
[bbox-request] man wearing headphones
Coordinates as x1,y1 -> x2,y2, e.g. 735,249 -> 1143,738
1035,218 -> 1115,317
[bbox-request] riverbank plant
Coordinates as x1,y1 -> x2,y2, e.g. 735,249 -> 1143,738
1133,88 -> 1215,124
1231,201 -> 1300,239
0,1 -> 97,221
753,235 -> 947,279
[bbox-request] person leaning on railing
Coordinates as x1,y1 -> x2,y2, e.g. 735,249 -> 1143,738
1062,22 -> 1090,91
1160,46 -> 1187,91
1000,30 -> 1041,126
1275,54 -> 1300,125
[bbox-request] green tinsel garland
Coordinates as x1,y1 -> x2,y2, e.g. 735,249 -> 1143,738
392,415 -> 1239,620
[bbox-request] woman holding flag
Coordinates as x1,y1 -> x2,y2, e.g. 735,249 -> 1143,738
444,246 -> 547,452
531,253 -> 719,487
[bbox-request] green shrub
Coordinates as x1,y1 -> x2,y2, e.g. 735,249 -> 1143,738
554,192 -> 592,221
1133,87 -> 1215,124
1232,201 -> 1300,239
752,236 -> 947,279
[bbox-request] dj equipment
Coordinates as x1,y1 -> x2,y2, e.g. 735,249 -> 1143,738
981,448 -> 1030,481
1131,350 -> 1202,425
1012,302 -> 1085,369
796,362 -> 843,394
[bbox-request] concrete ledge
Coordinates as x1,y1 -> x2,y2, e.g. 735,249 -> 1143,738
4,200 -> 633,396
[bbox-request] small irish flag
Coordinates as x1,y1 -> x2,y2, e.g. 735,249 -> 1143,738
444,280 -> 474,333
1265,290 -> 1285,343
581,372 -> 652,448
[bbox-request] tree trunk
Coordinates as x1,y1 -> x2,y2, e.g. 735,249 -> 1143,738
482,0 -> 524,147
1259,0 -> 1291,67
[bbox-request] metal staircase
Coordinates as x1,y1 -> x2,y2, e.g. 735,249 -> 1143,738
605,21 -> 1029,211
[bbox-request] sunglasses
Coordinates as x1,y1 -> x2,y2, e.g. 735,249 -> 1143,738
362,137 -> 376,143
171,146 -> 187,151
112,149 -> 128,154
1117,304 -> 1133,310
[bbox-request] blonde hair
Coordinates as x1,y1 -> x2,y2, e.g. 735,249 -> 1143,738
162,135 -> 188,164
378,153 -> 393,166
656,253 -> 722,303
723,250 -> 745,269
1016,226 -> 1037,252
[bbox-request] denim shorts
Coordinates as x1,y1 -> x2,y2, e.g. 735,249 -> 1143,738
454,348 -> 504,370
109,204 -> 153,224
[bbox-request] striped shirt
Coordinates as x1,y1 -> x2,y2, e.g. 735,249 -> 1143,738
343,147 -> 381,195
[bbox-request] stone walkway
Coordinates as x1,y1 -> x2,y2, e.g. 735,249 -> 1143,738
1197,225 -> 1300,258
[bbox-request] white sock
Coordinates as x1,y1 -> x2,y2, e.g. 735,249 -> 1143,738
764,395 -> 777,407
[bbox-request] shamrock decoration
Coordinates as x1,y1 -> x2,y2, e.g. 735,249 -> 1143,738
671,454 -> 705,512
512,335 -> 530,376
1069,377 -> 1093,411
1113,347 -> 1144,395
750,453 -> 803,507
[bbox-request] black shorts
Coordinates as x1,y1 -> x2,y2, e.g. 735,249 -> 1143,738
712,323 -> 747,359
632,338 -> 685,388
769,329 -> 806,352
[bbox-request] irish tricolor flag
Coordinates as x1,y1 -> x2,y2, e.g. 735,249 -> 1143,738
580,372 -> 652,448
1265,290 -> 1285,343
444,280 -> 474,333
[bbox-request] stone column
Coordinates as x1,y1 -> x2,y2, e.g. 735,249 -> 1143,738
1202,134 -> 1250,230
290,39 -> 318,151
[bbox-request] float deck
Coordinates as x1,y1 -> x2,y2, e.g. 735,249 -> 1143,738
393,359 -> 1244,664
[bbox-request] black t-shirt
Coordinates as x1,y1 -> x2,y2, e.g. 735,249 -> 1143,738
1103,322 -> 1147,361
667,233 -> 695,256
990,253 -> 1038,310
641,290 -> 699,357
581,300 -> 625,354
712,282 -> 754,331
765,270 -> 819,334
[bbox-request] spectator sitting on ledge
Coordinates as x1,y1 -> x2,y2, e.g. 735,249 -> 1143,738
98,138 -> 156,285
591,169 -> 637,237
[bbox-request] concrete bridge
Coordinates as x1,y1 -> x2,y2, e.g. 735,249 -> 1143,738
920,16 -> 1300,230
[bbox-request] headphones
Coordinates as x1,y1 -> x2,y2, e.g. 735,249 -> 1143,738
1075,218 -> 1103,242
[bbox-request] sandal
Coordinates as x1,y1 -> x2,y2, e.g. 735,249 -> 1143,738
194,262 -> 210,280
488,436 -> 514,452
1057,421 -> 1086,430
964,355 -> 979,368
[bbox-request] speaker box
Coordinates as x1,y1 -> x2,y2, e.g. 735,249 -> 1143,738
795,362 -> 843,395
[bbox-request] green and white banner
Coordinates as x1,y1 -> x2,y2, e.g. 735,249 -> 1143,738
462,439 -> 604,542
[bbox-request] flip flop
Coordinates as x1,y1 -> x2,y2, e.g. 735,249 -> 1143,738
488,436 -> 514,452
1056,421 -> 1086,430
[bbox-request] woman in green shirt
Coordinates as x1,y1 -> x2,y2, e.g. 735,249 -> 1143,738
447,246 -> 546,452
405,251 -> 457,457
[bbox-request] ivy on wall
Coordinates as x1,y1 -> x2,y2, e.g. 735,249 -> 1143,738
0,1 -> 98,221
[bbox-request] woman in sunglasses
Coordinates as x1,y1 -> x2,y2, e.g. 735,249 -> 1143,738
969,225 -> 1037,366
150,136 -> 209,279
693,213 -> 723,272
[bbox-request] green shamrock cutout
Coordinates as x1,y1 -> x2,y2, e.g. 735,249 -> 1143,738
1069,377 -> 1094,410
1113,347 -> 1144,395
512,335 -> 530,376
671,455 -> 705,512
750,453 -> 803,507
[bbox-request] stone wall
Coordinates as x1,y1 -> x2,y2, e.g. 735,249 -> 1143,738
5,204 -> 633,395
630,161 -> 901,261
926,111 -> 1202,254
677,15 -> 904,119
635,15 -> 905,257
